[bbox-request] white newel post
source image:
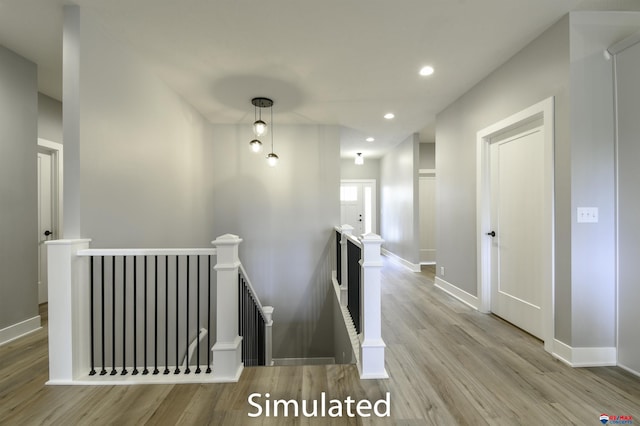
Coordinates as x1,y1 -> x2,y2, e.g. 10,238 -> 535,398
46,239 -> 92,384
263,306 -> 274,366
359,233 -> 389,379
211,234 -> 244,382
339,224 -> 353,307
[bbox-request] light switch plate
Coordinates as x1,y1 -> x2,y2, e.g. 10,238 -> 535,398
577,207 -> 598,223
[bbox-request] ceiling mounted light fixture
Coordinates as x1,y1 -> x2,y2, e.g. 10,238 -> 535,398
355,152 -> 364,165
384,112 -> 395,120
419,65 -> 435,76
366,137 -> 375,142
250,97 -> 279,166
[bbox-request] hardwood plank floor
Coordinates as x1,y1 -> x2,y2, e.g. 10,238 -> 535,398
1,259 -> 638,425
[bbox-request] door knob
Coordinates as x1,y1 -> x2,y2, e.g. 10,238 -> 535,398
486,231 -> 496,237
44,230 -> 52,237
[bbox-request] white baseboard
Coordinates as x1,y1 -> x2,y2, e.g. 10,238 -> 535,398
381,249 -> 420,272
0,315 -> 41,346
272,357 -> 336,366
618,363 -> 640,378
434,277 -> 479,310
552,339 -> 616,367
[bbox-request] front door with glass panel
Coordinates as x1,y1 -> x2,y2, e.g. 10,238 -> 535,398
340,180 -> 376,236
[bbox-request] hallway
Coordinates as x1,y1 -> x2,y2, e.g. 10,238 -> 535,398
1,258 -> 639,425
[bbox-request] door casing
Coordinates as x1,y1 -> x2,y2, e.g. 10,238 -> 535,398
476,97 -> 555,353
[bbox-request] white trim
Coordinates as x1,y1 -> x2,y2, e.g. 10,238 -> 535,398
607,31 -> 640,55
0,315 -> 41,346
418,168 -> 436,175
551,339 -> 573,366
381,248 -> 420,272
618,363 -> 640,379
272,358 -> 336,366
47,370 -> 239,385
77,248 -> 217,256
552,339 -> 616,367
476,96 -> 555,354
434,277 -> 479,310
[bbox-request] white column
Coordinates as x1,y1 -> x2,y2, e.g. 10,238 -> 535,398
359,233 -> 389,379
263,306 -> 274,366
211,234 -> 243,382
46,239 -> 92,384
339,225 -> 353,307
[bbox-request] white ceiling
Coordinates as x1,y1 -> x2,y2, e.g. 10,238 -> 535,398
0,0 -> 622,158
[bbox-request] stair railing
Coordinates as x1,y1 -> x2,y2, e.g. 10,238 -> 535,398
46,234 -> 273,385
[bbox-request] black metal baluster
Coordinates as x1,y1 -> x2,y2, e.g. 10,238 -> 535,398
100,256 -> 107,376
206,255 -> 211,374
153,255 -> 159,375
121,256 -> 127,375
132,256 -> 139,375
196,256 -> 201,374
184,256 -> 191,374
164,256 -> 170,375
89,256 -> 96,376
143,255 -> 149,375
174,255 -> 180,374
111,256 -> 117,375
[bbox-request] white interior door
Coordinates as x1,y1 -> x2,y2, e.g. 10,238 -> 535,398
489,126 -> 544,339
37,152 -> 55,304
419,176 -> 436,264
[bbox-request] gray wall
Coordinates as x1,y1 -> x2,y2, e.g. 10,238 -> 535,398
0,46 -> 38,330
38,93 -> 63,144
380,133 -> 420,265
436,16 -> 572,340
207,124 -> 340,358
66,8 -> 211,248
419,143 -> 435,169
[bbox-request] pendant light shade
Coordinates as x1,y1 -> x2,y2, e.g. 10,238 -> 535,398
249,139 -> 263,152
355,152 -> 364,165
267,152 -> 279,167
253,119 -> 267,137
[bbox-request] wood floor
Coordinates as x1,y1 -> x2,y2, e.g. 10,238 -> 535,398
1,259 -> 639,425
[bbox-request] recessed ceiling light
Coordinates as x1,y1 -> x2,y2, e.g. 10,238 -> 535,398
419,66 -> 434,76
366,137 -> 375,142
384,113 -> 395,120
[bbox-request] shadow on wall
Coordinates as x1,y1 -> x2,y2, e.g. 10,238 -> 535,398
277,232 -> 336,360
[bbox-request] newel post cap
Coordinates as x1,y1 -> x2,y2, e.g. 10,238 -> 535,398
361,233 -> 384,244
340,224 -> 354,234
212,234 -> 243,246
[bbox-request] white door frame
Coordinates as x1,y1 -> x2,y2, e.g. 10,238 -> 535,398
37,138 -> 64,238
476,97 -> 555,353
340,179 -> 377,234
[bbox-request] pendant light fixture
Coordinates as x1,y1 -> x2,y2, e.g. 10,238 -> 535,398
250,97 -> 278,166
355,152 -> 364,165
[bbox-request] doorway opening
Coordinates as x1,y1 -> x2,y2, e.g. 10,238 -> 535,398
37,139 -> 63,304
340,180 -> 376,236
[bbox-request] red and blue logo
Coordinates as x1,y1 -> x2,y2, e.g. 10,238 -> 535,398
600,414 -> 633,425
